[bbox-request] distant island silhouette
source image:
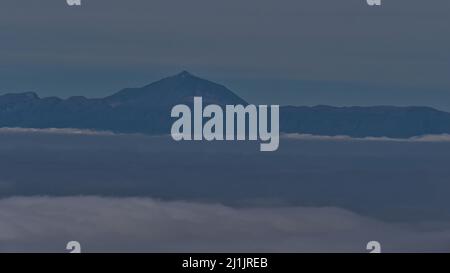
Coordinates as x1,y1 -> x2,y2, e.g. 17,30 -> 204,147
1,71 -> 450,138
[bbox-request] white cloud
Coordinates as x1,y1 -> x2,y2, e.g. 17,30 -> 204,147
0,127 -> 117,136
283,133 -> 450,142
0,196 -> 450,253
3,128 -> 450,143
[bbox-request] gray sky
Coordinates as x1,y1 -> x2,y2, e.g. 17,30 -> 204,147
1,0 -> 449,109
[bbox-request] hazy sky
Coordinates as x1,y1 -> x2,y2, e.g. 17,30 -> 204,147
1,0 -> 449,109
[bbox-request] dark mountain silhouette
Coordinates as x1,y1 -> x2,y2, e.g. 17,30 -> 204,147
1,71 -> 450,138
281,105 -> 450,138
0,71 -> 246,134
105,71 -> 247,108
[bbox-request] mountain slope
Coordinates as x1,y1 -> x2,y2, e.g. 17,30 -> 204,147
281,105 -> 450,138
105,71 -> 247,108
1,71 -> 450,138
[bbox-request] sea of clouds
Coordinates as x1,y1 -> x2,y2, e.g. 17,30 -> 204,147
1,129 -> 450,252
1,196 -> 450,253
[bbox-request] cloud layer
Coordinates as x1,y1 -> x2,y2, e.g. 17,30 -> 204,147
1,196 -> 450,253
4,127 -> 450,143
0,127 -> 117,136
284,133 -> 450,142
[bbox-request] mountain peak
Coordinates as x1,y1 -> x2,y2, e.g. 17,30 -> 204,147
105,71 -> 248,107
176,70 -> 194,78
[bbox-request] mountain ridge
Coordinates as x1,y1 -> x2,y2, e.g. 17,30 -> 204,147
1,71 -> 450,138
